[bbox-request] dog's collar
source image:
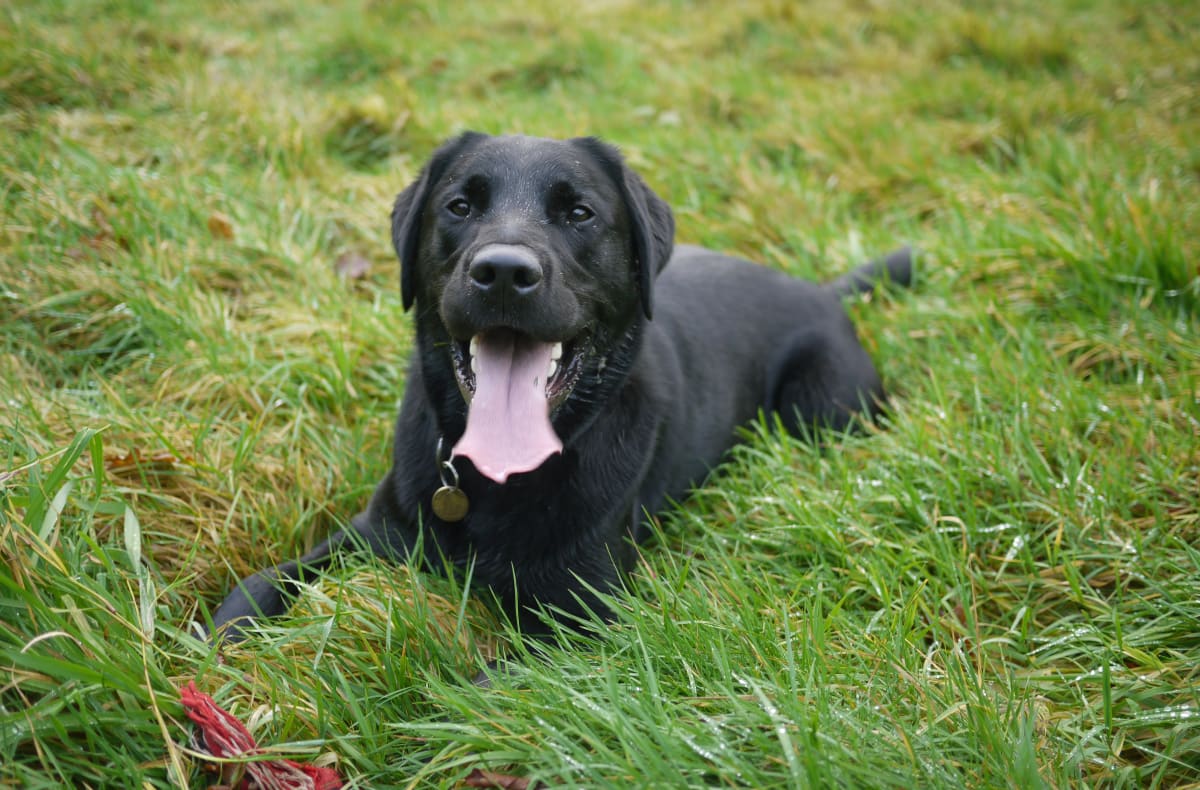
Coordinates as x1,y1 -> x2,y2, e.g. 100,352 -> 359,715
431,437 -> 469,522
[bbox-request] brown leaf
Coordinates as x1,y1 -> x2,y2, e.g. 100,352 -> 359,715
104,449 -> 184,474
90,206 -> 114,241
207,212 -> 235,240
334,251 -> 372,280
463,768 -> 542,790
66,206 -> 121,259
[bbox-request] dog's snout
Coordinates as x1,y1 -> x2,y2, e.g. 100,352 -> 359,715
469,245 -> 543,296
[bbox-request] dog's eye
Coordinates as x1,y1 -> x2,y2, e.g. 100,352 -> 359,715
446,199 -> 471,218
568,205 -> 594,223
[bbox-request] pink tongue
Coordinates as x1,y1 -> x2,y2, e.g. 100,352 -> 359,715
451,330 -> 563,483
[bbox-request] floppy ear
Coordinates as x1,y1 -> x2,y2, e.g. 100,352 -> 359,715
571,138 -> 675,320
392,131 -> 485,311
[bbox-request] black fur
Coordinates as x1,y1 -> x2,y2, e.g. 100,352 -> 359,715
211,133 -> 913,640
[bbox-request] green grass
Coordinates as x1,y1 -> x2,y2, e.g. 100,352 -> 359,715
2,0 -> 1198,786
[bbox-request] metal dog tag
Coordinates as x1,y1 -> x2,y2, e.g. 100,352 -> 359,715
432,485 -> 469,522
432,437 -> 468,522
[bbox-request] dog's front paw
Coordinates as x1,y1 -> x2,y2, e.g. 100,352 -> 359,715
473,657 -> 525,688
209,564 -> 296,642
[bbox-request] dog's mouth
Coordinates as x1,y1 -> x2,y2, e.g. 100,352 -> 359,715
450,330 -> 587,410
448,329 -> 588,484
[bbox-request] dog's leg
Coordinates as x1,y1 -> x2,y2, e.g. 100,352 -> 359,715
769,246 -> 911,434
209,511 -> 404,641
765,327 -> 885,436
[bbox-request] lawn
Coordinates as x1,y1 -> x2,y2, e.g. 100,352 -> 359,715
2,0 -> 1198,787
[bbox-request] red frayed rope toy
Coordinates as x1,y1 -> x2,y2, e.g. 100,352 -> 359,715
180,682 -> 343,790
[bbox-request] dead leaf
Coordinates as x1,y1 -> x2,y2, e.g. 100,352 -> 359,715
207,212 -> 235,240
105,449 -> 185,474
66,205 -> 122,259
334,251 -> 372,280
90,206 -> 114,240
463,768 -> 543,790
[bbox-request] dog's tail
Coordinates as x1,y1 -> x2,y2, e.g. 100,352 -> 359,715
830,246 -> 915,297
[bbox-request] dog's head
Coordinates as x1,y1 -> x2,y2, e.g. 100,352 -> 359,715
391,133 -> 674,482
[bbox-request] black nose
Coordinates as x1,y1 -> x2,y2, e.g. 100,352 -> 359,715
468,245 -> 543,296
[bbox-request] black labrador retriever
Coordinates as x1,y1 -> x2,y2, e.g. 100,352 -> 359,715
212,132 -> 911,640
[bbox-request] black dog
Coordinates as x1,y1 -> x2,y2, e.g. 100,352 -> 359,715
212,132 -> 911,640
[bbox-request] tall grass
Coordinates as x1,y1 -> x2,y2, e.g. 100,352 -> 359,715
2,0 -> 1197,786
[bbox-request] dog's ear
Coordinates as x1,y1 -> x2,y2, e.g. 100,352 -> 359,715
622,165 -> 676,321
392,132 -> 484,311
572,137 -> 675,320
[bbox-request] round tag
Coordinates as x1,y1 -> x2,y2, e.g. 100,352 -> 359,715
432,485 -> 469,522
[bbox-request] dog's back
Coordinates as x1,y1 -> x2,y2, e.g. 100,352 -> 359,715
628,244 -> 913,519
